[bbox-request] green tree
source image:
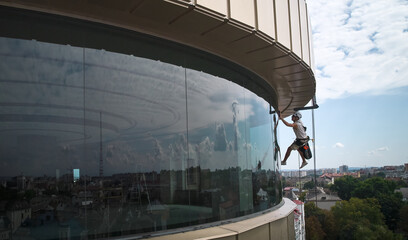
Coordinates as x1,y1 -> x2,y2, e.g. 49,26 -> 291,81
305,176 -> 405,239
306,216 -> 325,240
332,198 -> 383,226
375,172 -> 386,178
331,198 -> 399,240
319,209 -> 337,239
352,177 -> 402,231
395,179 -> 408,188
305,202 -> 338,239
378,194 -> 403,231
304,180 -> 315,190
299,192 -> 306,202
305,202 -> 320,218
398,205 -> 408,236
352,177 -> 396,199
330,176 -> 358,200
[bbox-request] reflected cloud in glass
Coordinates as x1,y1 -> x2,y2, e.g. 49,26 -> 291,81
0,28 -> 281,238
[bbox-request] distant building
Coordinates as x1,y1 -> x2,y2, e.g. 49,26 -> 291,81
293,200 -> 305,240
283,187 -> 300,200
6,201 -> 31,233
321,168 -> 337,174
0,228 -> 10,240
73,169 -> 80,183
382,165 -> 407,179
396,188 -> 408,202
320,172 -> 360,184
306,188 -> 341,211
339,165 -> 348,173
282,171 -> 307,178
0,216 -> 11,240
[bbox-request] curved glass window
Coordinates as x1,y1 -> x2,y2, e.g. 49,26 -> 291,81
0,6 -> 282,239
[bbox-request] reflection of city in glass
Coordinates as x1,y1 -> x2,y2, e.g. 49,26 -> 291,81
73,169 -> 80,183
0,11 -> 282,239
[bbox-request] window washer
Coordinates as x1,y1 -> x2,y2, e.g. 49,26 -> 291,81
279,111 -> 309,169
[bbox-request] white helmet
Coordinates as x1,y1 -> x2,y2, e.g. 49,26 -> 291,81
293,111 -> 302,119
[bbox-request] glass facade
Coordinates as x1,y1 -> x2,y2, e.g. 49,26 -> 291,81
0,7 -> 282,239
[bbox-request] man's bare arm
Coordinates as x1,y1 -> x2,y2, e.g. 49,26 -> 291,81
279,117 -> 296,128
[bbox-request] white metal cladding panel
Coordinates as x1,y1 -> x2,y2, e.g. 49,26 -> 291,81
196,0 -> 228,16
309,16 -> 315,71
299,0 -> 310,65
230,0 -> 256,27
256,0 -> 276,38
275,0 -> 291,49
289,0 -> 302,58
0,0 -> 315,116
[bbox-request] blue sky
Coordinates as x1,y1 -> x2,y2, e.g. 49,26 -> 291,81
278,0 -> 408,170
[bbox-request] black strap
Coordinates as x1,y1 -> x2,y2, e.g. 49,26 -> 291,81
296,137 -> 309,141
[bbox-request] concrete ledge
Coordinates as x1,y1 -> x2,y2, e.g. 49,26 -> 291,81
132,198 -> 297,240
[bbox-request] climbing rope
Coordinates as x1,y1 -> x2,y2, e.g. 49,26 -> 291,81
312,108 -> 318,207
271,97 -> 319,206
298,153 -> 302,193
272,113 -> 281,168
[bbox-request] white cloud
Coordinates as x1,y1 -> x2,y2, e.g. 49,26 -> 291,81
367,146 -> 390,156
308,0 -> 408,102
377,146 -> 389,151
333,142 -> 345,148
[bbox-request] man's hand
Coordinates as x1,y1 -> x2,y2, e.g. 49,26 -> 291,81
279,113 -> 294,128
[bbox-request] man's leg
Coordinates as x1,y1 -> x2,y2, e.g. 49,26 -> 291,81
297,149 -> 306,162
281,147 -> 292,164
298,149 -> 308,169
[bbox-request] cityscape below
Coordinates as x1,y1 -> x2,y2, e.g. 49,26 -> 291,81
281,163 -> 408,179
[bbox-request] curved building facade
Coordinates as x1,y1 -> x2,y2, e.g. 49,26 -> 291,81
0,1 -> 315,239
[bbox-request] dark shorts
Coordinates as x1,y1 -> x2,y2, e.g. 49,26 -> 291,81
289,138 -> 308,150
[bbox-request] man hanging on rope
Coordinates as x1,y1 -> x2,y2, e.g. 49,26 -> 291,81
279,111 -> 309,169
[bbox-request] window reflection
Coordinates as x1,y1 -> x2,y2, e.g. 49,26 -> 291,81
0,29 -> 281,239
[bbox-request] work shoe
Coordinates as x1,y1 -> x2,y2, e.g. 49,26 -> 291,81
281,161 -> 287,165
300,161 -> 308,169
